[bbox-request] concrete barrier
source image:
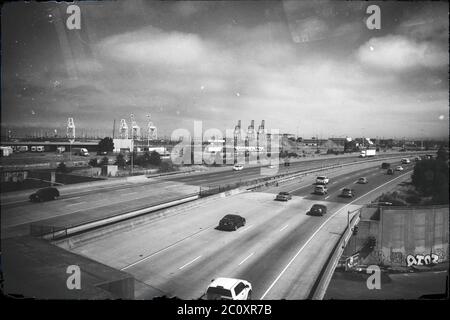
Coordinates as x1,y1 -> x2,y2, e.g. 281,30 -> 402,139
309,212 -> 361,300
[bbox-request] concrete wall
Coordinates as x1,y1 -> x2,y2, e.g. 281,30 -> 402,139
347,206 -> 449,268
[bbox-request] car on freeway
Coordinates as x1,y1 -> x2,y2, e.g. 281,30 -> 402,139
357,177 -> 368,184
395,165 -> 404,171
267,164 -> 275,169
232,164 -> 244,171
381,162 -> 390,169
29,187 -> 60,202
387,168 -> 394,175
206,278 -> 252,300
340,188 -> 355,198
314,185 -> 328,195
308,204 -> 328,216
218,214 -> 246,231
316,176 -> 329,185
414,157 -> 421,162
275,191 -> 292,201
401,158 -> 410,164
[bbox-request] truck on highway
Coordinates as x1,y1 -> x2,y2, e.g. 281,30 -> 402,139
72,147 -> 89,156
359,149 -> 376,158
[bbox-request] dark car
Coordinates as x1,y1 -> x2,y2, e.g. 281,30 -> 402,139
341,188 -> 355,198
308,204 -> 327,216
29,187 -> 60,202
275,192 -> 292,201
381,162 -> 390,169
219,214 -> 246,231
387,168 -> 394,175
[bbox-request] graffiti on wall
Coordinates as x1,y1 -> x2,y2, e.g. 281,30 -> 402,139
406,253 -> 439,267
364,248 -> 448,267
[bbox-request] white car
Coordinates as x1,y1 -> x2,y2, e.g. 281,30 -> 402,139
268,164 -> 275,169
401,158 -> 410,164
233,164 -> 244,171
316,176 -> 329,184
395,165 -> 404,171
206,277 -> 252,300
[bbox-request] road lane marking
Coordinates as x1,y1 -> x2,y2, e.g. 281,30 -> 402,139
279,225 -> 289,232
238,225 -> 253,233
62,197 -> 81,201
66,202 -> 85,207
260,170 -> 413,300
238,252 -> 255,266
122,192 -> 137,196
324,196 -> 330,200
120,225 -> 214,271
179,255 -> 202,270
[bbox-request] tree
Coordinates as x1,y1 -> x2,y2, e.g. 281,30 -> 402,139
88,158 -> 98,167
149,151 -> 162,166
115,153 -> 126,169
436,145 -> 449,162
100,156 -> 109,167
412,159 -> 449,204
98,137 -> 114,153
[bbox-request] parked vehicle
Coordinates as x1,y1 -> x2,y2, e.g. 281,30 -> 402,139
275,192 -> 292,201
316,176 -> 329,185
341,188 -> 355,198
206,278 -> 252,300
218,214 -> 246,231
387,168 -> 394,175
72,148 -> 89,156
357,177 -> 368,184
314,185 -> 328,195
16,146 -> 28,152
308,204 -> 327,216
36,146 -> 45,152
29,187 -> 60,202
0,146 -> 13,157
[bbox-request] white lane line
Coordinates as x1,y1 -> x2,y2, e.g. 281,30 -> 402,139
332,181 -> 337,184
179,255 -> 202,270
120,225 -> 214,271
239,252 -> 255,266
279,225 -> 289,232
260,170 -> 413,300
122,192 -> 137,196
324,195 -> 330,200
66,202 -> 85,207
238,225 -> 253,233
61,196 -> 81,201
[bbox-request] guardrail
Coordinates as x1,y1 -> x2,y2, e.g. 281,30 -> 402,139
308,209 -> 362,300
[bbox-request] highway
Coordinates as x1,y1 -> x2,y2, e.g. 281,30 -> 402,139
1,153 -> 413,238
62,159 -> 415,299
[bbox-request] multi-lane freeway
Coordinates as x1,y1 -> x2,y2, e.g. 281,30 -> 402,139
57,158 -> 416,299
1,153 -> 410,238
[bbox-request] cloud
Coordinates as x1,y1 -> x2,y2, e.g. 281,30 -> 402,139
356,35 -> 448,71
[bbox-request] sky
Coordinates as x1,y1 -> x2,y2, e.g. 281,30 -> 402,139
1,0 -> 449,140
